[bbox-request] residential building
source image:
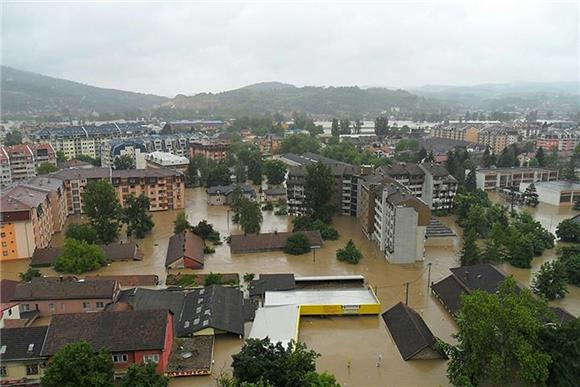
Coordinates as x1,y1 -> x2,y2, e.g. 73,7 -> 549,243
100,139 -> 147,168
377,163 -> 425,199
41,309 -> 174,375
262,186 -> 286,203
477,126 -> 518,153
189,140 -> 229,161
11,278 -> 119,317
430,125 -> 478,143
163,120 -> 225,132
165,230 -> 205,269
381,302 -> 446,361
371,181 -> 431,264
145,151 -> 189,173
419,163 -> 458,211
51,167 -> 185,213
476,167 -> 559,191
0,144 -> 56,186
535,130 -> 579,152
207,184 -> 256,205
519,181 -> 580,206
0,326 -> 49,385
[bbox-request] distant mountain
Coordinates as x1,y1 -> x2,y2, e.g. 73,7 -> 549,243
1,66 -> 168,118
162,83 -> 446,118
411,81 -> 580,112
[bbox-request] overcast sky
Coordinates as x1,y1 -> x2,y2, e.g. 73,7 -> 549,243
2,0 -> 579,97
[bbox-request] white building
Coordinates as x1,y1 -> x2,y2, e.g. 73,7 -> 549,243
144,151 -> 189,173
519,181 -> 580,206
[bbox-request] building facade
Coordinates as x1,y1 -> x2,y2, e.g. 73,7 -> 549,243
144,151 -> 189,173
476,167 -> 560,191
0,144 -> 56,187
430,125 -> 478,143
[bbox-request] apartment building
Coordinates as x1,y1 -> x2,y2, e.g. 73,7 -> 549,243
371,181 -> 430,264
32,123 -> 148,160
476,167 -> 560,191
430,125 -> 478,143
0,144 -> 57,186
377,162 -> 457,211
101,139 -> 148,168
535,130 -> 579,152
477,126 -> 518,153
52,167 -> 185,214
189,140 -> 229,161
280,153 -> 361,217
163,120 -> 225,132
145,151 -> 189,173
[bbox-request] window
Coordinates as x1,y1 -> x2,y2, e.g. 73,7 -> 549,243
96,301 -> 104,309
2,251 -> 7,257
61,303 -> 66,312
82,302 -> 91,311
1,242 -> 6,247
0,366 -> 6,377
112,354 -> 128,363
0,232 -> 5,237
49,303 -> 55,312
143,354 -> 160,364
26,364 -> 39,375
21,304 -> 30,312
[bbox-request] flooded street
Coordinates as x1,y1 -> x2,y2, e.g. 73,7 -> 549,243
1,188 -> 578,386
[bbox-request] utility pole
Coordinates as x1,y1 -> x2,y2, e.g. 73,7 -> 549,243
312,247 -> 316,263
405,282 -> 409,305
427,262 -> 432,294
227,210 -> 230,232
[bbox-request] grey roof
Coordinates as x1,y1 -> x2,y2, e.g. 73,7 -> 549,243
207,184 -> 255,197
52,167 -> 182,181
419,163 -> 454,178
230,230 -> 323,254
431,275 -> 464,316
41,310 -> 169,356
264,186 -> 286,196
382,302 -> 446,361
378,162 -> 425,177
0,326 -> 48,361
249,274 -> 296,297
31,243 -> 140,267
572,213 -> 580,225
12,278 -> 117,301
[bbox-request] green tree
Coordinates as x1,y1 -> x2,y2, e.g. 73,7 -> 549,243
284,233 -> 311,255
113,154 -> 134,170
464,170 -> 476,192
532,260 -> 568,300
292,217 -> 339,240
120,363 -> 168,387
303,372 -> 341,387
236,198 -> 263,234
263,160 -> 287,185
174,212 -> 190,234
481,147 -> 494,168
459,229 -> 481,266
123,194 -> 154,238
37,162 -> 58,174
535,147 -> 546,167
443,278 -> 552,386
336,239 -> 362,264
559,249 -> 580,286
247,153 -> 263,184
353,119 -> 362,134
204,272 -> 223,286
508,234 -> 535,268
235,163 -> 247,184
304,162 -> 335,223
191,220 -> 221,242
54,239 -> 108,274
539,319 -> 580,387
66,223 -> 99,244
339,119 -> 351,134
41,341 -> 114,387
207,162 -> 232,187
19,268 -> 41,282
4,130 -> 23,146
82,180 -> 122,244
330,118 -> 339,137
556,219 -> 580,243
374,116 -> 389,136
280,133 -> 321,155
56,150 -> 67,163
232,338 -> 320,387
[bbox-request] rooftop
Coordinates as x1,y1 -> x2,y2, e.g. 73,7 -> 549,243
31,243 -> 141,267
11,278 -> 117,302
265,288 -> 379,307
165,230 -> 204,267
249,274 -> 296,297
249,305 -> 300,348
0,326 -> 48,361
145,151 -> 189,166
230,230 -> 323,254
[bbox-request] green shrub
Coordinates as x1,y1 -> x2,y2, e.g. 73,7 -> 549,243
336,239 -> 362,264
284,233 -> 311,255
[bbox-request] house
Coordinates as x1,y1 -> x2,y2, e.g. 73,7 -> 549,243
0,326 -> 49,385
262,186 -> 286,203
382,302 -> 447,361
230,230 -> 323,254
207,184 -> 256,206
85,275 -> 160,288
31,242 -> 142,267
249,274 -> 296,299
41,310 -> 174,375
11,278 -> 119,317
165,230 -> 205,269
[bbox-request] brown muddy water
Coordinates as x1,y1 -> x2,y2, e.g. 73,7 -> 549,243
2,188 -> 578,387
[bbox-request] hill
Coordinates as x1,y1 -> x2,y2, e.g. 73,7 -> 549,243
0,66 -> 168,119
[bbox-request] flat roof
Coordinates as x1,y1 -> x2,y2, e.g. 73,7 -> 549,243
294,275 -> 365,282
249,305 -> 300,348
265,288 -> 379,307
533,180 -> 580,191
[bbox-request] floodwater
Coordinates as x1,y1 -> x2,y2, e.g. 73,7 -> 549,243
2,188 -> 578,387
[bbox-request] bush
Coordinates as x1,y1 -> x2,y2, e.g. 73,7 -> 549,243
204,272 -> 223,286
19,268 -> 41,282
65,223 -> 99,244
292,216 -> 339,240
192,220 -> 221,242
284,233 -> 311,255
243,273 -> 255,282
560,247 -> 580,286
274,207 -> 288,215
262,202 -> 274,211
203,245 -> 216,254
336,239 -> 362,264
532,260 -> 568,300
54,239 -> 108,274
556,219 -> 580,243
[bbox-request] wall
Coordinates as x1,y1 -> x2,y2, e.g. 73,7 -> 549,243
0,361 -> 44,384
18,298 -> 111,317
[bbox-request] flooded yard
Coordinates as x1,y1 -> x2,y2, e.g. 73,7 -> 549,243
1,188 -> 578,386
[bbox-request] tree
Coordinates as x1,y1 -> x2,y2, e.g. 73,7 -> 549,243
540,319 -> 580,387
532,260 -> 568,300
559,247 -> 580,286
41,341 -> 114,387
508,234 -> 535,268
54,239 -> 108,274
280,133 -> 321,154
374,116 -> 389,136
123,194 -> 154,238
336,239 -> 362,264
535,147 -> 546,167
263,160 -> 287,185
56,150 -> 67,163
37,162 -> 58,174
82,180 -> 122,244
231,338 -> 320,387
353,119 -> 362,134
522,183 -> 539,207
443,278 -> 552,386
207,162 -> 232,187
330,118 -> 339,137
113,154 -> 134,170
339,119 -> 351,135
174,212 -> 190,234
464,170 -> 476,192
562,153 -> 578,181
292,217 -> 339,240
19,268 -> 41,282
459,229 -> 481,266
236,198 -> 263,234
120,363 -> 168,387
234,163 -> 247,184
303,372 -> 341,387
556,219 -> 580,243
247,153 -> 263,184
304,162 -> 335,223
4,130 -> 22,146
204,272 -> 223,286
284,233 -> 311,255
191,220 -> 221,242
66,223 -> 99,244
